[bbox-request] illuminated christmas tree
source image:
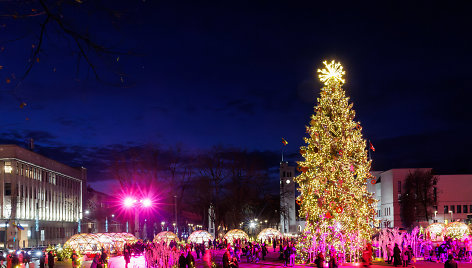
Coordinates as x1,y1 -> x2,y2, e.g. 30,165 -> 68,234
294,60 -> 377,262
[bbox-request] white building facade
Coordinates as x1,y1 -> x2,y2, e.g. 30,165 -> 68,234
369,168 -> 472,229
0,145 -> 86,248
279,161 -> 305,234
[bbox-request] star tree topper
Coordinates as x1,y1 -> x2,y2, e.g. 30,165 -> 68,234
317,60 -> 345,85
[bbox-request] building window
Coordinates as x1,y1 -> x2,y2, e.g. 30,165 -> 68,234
5,183 -> 11,196
398,181 -> 401,194
470,205 -> 472,213
444,205 -> 448,214
3,162 -> 12,174
457,205 -> 462,213
451,205 -> 455,213
433,187 -> 437,202
464,205 -> 468,214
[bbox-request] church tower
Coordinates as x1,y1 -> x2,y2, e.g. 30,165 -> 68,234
279,161 -> 296,234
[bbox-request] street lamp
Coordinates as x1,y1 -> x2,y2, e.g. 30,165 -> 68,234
123,196 -> 154,238
141,198 -> 152,208
434,211 -> 438,222
448,210 -> 453,221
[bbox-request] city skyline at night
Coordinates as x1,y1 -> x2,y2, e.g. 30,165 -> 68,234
0,1 -> 470,193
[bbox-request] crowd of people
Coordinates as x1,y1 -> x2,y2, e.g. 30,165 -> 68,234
379,237 -> 469,267
89,249 -> 108,268
0,250 -> 57,268
70,234 -> 468,268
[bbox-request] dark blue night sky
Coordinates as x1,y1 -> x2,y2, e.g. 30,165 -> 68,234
0,1 -> 471,192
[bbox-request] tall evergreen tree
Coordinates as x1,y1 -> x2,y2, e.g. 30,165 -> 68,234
294,61 -> 377,260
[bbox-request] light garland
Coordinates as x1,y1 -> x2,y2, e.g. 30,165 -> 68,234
444,222 -> 470,240
425,223 -> 446,241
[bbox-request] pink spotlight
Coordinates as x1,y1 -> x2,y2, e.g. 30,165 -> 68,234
141,198 -> 152,208
124,197 -> 136,207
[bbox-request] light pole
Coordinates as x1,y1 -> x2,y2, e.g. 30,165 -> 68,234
161,221 -> 165,231
434,211 -> 438,222
449,210 -> 453,222
249,221 -> 256,237
123,197 -> 153,238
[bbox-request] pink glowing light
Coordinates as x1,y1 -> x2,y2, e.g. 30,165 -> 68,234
141,198 -> 152,208
124,197 -> 137,208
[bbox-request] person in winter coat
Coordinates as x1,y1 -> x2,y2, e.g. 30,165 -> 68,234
290,244 -> 297,267
47,251 -> 55,268
260,244 -> 266,260
223,249 -> 230,268
11,254 -> 19,268
393,243 -> 402,267
186,251 -> 195,268
0,251 -> 4,268
39,252 -> 46,268
362,244 -> 373,268
179,252 -> 187,268
91,253 -> 101,268
328,252 -> 338,268
71,251 -> 80,268
315,252 -> 325,268
386,244 -> 392,264
123,248 -> 131,268
445,254 -> 458,268
402,248 -> 410,267
283,245 -> 290,267
6,253 -> 12,268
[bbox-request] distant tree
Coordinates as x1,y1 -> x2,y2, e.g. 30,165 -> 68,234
400,169 -> 439,227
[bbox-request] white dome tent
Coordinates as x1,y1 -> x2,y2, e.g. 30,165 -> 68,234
187,230 -> 214,246
64,233 -> 137,254
257,228 -> 282,242
223,229 -> 249,244
153,231 -> 179,245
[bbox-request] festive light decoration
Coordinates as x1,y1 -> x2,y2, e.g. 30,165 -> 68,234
187,230 -> 214,246
153,231 -> 179,245
317,60 -> 346,85
223,229 -> 249,244
444,222 -> 470,240
294,60 -> 377,262
425,223 -> 446,242
257,228 -> 282,242
64,233 -> 137,254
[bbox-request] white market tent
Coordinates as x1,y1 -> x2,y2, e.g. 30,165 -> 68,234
65,233 -> 137,254
153,231 -> 179,245
223,229 -> 249,244
187,230 -> 214,246
257,228 -> 282,242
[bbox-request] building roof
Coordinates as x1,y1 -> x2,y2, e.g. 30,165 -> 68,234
0,144 -> 85,179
